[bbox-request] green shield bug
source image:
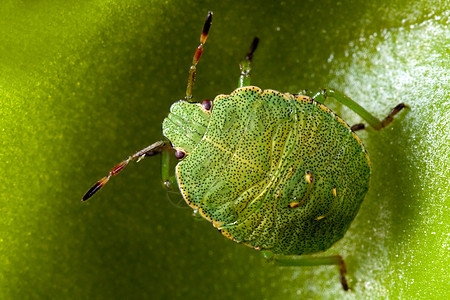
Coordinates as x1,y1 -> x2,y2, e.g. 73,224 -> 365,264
82,12 -> 407,291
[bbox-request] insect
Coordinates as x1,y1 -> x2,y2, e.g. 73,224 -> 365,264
82,12 -> 406,290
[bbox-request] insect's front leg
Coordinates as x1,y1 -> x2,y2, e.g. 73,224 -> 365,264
160,143 -> 179,191
238,37 -> 259,88
262,251 -> 349,291
161,145 -> 205,220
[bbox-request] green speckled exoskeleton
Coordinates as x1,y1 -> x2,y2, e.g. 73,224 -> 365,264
82,12 -> 407,291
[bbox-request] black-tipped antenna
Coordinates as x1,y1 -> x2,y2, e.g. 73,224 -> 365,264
185,12 -> 213,101
82,141 -> 166,201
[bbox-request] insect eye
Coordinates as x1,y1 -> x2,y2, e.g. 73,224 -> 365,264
174,150 -> 186,159
201,99 -> 212,111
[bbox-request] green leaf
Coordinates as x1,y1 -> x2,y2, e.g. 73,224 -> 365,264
1,0 -> 448,299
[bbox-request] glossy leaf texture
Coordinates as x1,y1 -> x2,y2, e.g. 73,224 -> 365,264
0,0 -> 448,299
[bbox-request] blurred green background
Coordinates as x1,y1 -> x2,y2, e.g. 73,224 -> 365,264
1,0 -> 449,299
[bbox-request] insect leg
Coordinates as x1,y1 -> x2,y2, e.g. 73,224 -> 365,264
307,89 -> 408,130
185,12 -> 213,102
239,37 -> 259,87
350,123 -> 366,131
161,144 -> 179,191
263,251 -> 349,291
82,141 -> 170,201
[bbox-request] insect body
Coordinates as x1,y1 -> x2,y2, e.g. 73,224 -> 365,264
83,12 -> 406,290
164,87 -> 370,256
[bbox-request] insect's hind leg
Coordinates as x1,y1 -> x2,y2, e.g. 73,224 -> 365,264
239,37 -> 259,88
305,89 -> 407,131
262,251 -> 349,291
